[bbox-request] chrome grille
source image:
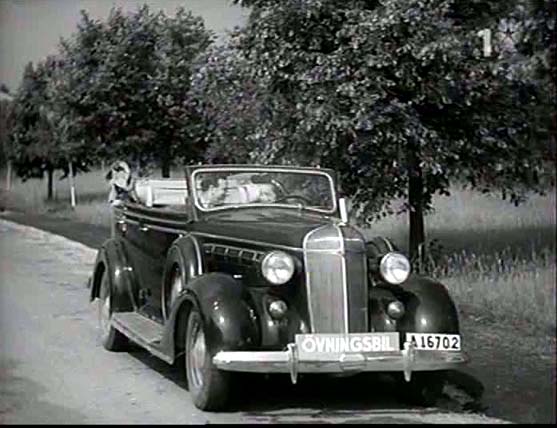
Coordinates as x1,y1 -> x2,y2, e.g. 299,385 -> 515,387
303,224 -> 368,334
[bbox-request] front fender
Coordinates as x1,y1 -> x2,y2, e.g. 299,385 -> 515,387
396,274 -> 460,334
89,238 -> 136,312
167,273 -> 260,356
161,235 -> 203,320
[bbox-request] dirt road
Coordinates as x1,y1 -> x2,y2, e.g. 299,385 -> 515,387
0,218 -> 521,423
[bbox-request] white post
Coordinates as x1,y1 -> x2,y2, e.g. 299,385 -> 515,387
68,161 -> 76,208
6,161 -> 12,191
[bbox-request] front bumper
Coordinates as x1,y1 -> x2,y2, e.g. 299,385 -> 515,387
213,341 -> 469,384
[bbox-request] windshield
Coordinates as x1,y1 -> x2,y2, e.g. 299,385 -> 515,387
192,168 -> 336,213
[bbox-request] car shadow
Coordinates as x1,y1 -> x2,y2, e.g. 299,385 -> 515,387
127,346 -> 486,417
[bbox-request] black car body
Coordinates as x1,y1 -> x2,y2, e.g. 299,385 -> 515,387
90,164 -> 468,410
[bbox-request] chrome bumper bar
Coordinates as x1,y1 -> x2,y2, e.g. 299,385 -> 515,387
213,342 -> 468,384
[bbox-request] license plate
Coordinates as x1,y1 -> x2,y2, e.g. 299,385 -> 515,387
406,333 -> 461,351
296,333 -> 400,357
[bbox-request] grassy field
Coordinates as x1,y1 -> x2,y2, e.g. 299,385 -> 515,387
1,167 -> 555,334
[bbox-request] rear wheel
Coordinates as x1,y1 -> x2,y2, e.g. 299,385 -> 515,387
395,371 -> 447,407
98,269 -> 129,351
185,308 -> 231,411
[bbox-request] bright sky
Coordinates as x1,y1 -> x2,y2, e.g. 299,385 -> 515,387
0,0 -> 248,91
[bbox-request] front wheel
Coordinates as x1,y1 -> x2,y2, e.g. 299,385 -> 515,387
185,308 -> 231,411
98,269 -> 129,351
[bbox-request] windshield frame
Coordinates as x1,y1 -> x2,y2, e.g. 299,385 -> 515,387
190,166 -> 338,215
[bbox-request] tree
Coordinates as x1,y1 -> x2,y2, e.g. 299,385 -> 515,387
8,56 -> 94,200
202,0 -> 553,263
0,84 -> 13,168
56,6 -> 214,177
8,61 -> 58,198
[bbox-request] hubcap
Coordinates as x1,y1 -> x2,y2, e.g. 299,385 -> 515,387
189,319 -> 206,390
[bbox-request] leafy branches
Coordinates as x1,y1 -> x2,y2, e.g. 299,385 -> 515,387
204,0 -> 554,259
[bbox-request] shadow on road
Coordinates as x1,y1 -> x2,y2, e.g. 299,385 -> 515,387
127,346 -> 486,417
0,358 -> 89,424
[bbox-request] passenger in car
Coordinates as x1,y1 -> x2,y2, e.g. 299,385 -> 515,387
106,161 -> 138,204
198,176 -> 277,208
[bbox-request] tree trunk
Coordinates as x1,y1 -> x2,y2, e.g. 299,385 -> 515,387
46,167 -> 54,201
6,161 -> 12,191
161,160 -> 170,178
408,150 -> 426,271
161,147 -> 171,178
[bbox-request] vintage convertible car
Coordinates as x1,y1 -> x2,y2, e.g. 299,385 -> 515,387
90,164 -> 468,410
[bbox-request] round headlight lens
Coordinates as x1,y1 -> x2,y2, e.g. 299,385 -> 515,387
379,252 -> 411,284
261,251 -> 295,285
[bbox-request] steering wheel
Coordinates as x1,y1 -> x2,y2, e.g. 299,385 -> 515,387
274,194 -> 313,206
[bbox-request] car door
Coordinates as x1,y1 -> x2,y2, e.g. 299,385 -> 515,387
137,211 -> 182,320
124,185 -> 189,320
120,203 -> 161,318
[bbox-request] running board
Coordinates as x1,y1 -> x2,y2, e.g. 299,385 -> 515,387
111,312 -> 173,364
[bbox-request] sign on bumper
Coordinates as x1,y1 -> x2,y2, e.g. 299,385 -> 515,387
296,333 -> 400,357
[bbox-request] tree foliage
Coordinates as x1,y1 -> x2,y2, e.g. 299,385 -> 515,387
201,0 -> 554,258
7,59 -> 87,181
55,6 -> 214,176
190,36 -> 274,163
0,85 -> 12,168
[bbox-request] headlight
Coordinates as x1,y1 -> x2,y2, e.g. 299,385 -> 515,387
379,252 -> 411,284
261,251 -> 295,285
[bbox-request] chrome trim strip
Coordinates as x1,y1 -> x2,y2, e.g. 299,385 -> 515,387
191,167 -> 337,214
203,243 -> 265,261
342,226 -> 369,332
192,231 -> 303,253
333,224 -> 349,334
359,230 -> 369,329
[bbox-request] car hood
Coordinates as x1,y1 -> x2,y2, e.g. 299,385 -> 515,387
191,208 -> 336,249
